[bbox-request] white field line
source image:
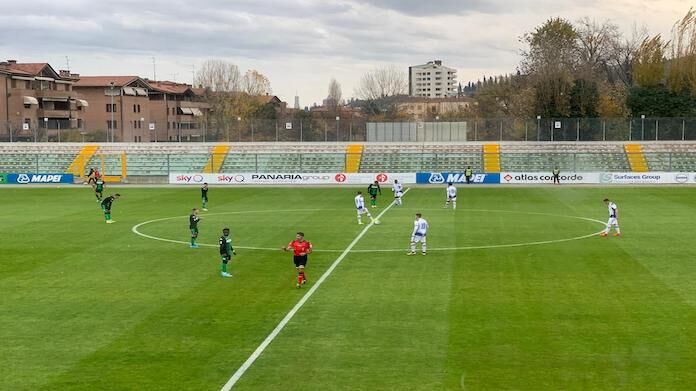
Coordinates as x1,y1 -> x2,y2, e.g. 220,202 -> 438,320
132,208 -> 606,253
219,189 -> 410,390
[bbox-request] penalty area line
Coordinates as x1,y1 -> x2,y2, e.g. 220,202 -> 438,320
219,188 -> 411,390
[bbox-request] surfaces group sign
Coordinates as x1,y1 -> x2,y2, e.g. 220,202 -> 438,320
6,173 -> 74,184
169,173 -> 416,185
599,172 -> 693,184
416,172 -> 500,184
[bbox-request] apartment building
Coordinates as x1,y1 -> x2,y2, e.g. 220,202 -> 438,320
146,80 -> 210,141
74,76 -> 151,142
74,78 -> 211,142
0,60 -> 86,141
408,60 -> 457,98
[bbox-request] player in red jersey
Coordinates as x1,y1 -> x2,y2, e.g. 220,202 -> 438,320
283,232 -> 313,288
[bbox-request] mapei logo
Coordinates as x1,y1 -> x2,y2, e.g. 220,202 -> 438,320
375,173 -> 388,183
428,173 -> 445,184
334,173 -> 347,183
176,174 -> 204,183
503,174 -> 513,182
16,174 -> 65,184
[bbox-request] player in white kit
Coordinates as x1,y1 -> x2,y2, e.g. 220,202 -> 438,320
408,213 -> 429,255
354,191 -> 374,225
600,198 -> 621,237
444,182 -> 457,209
392,180 -> 404,206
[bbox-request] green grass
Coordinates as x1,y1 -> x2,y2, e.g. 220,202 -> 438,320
1,186 -> 696,390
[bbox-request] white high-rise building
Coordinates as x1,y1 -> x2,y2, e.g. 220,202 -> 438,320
294,95 -> 300,110
409,60 -> 457,98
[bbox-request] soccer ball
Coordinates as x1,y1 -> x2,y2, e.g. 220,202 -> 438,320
374,220 -> 381,225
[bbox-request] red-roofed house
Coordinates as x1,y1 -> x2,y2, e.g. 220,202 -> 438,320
0,60 -> 87,141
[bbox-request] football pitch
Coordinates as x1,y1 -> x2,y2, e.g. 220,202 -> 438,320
2,185 -> 696,390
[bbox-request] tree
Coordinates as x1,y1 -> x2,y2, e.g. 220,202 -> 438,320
633,35 -> 668,88
607,24 -> 648,87
327,78 -> 342,111
194,59 -> 241,92
242,70 -> 272,96
575,18 -> 621,79
668,8 -> 696,94
521,18 -> 579,117
569,79 -> 600,117
521,17 -> 579,76
355,65 -> 407,100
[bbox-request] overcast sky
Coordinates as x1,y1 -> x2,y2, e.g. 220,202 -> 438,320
0,0 -> 690,106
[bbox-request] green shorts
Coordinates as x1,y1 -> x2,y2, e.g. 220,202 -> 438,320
190,228 -> 199,236
221,253 -> 231,262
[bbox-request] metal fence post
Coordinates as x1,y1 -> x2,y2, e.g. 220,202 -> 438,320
602,121 -> 606,141
682,119 -> 686,141
499,120 -> 503,141
655,119 -> 659,141
525,122 -> 528,142
576,119 -> 580,141
300,119 -> 303,142
629,121 -> 632,141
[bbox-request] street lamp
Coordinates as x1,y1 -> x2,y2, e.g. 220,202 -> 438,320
641,114 -> 645,141
536,115 -> 541,141
80,131 -> 87,143
109,81 -> 115,142
237,116 -> 241,142
336,116 -> 340,142
140,117 -> 145,142
43,117 -> 48,142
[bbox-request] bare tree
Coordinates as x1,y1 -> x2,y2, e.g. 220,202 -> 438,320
608,24 -> 649,87
194,59 -> 241,91
242,70 -> 272,96
575,18 -> 621,77
355,65 -> 407,100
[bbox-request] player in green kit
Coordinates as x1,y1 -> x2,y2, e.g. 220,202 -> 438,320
189,208 -> 201,248
367,181 -> 381,208
101,194 -> 120,224
201,183 -> 209,211
94,178 -> 105,202
219,228 -> 236,277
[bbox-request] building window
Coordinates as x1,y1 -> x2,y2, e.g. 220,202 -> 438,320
133,104 -> 137,113
107,120 -> 118,130
106,103 -> 117,112
137,104 -> 141,113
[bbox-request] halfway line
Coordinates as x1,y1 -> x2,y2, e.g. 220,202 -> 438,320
219,188 -> 411,390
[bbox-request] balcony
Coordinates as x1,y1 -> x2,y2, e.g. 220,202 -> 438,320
37,109 -> 79,119
33,89 -> 76,99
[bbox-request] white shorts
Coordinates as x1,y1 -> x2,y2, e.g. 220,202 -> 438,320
606,217 -> 618,226
394,192 -> 403,198
447,196 -> 456,201
411,234 -> 427,243
357,207 -> 369,215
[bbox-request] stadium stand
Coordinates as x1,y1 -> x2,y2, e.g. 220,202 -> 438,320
1,142 -> 696,179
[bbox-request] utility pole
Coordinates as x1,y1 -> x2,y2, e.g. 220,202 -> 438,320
152,57 -> 157,81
